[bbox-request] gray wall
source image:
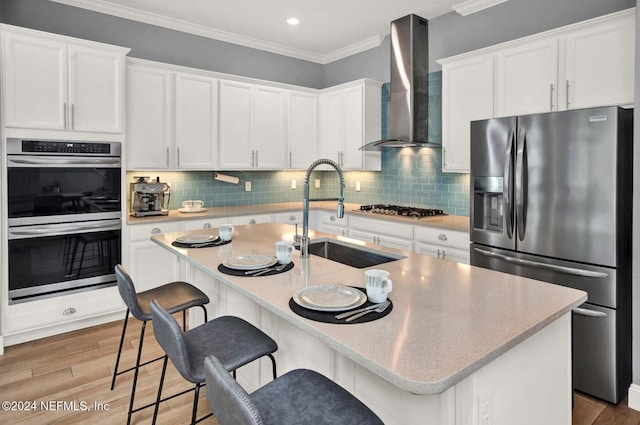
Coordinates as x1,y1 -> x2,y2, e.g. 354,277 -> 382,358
0,0 -> 324,88
323,0 -> 635,86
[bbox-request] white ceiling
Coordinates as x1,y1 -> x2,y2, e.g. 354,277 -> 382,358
50,0 -> 467,63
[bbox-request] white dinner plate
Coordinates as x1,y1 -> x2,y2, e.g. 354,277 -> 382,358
293,285 -> 367,312
223,254 -> 278,270
175,234 -> 219,244
178,207 -> 207,213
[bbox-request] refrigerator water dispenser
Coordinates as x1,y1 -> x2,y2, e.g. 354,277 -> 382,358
473,177 -> 504,233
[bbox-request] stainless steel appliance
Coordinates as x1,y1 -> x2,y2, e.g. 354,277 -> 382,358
469,106 -> 632,403
130,176 -> 169,217
358,204 -> 445,218
7,138 -> 122,303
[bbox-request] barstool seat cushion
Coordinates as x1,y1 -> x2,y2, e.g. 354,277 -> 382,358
205,355 -> 384,425
136,282 -> 210,320
157,312 -> 278,384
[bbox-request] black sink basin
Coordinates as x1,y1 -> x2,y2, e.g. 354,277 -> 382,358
298,239 -> 405,268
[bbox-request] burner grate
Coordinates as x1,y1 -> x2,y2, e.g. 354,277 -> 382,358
358,204 -> 445,217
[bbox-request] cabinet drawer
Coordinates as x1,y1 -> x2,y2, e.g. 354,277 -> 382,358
273,211 -> 303,224
414,226 -> 469,250
183,217 -> 228,231
4,287 -> 124,334
129,221 -> 183,241
232,214 -> 273,225
349,215 -> 413,239
316,210 -> 348,228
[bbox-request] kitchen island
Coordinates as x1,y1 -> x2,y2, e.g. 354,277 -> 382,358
152,222 -> 586,425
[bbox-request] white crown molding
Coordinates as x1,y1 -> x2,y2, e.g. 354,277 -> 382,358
452,0 -> 510,16
49,0 -> 385,64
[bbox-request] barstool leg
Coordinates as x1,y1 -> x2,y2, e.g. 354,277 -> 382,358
200,305 -> 208,323
152,356 -> 169,425
268,353 -> 277,380
191,383 -> 201,425
126,320 -> 148,425
110,309 -> 130,390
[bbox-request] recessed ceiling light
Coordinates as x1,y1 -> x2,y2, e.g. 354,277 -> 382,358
287,17 -> 300,26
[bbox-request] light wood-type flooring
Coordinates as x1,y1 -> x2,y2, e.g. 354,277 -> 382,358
0,317 -> 638,425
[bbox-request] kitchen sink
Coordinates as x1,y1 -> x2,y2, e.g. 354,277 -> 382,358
298,238 -> 405,268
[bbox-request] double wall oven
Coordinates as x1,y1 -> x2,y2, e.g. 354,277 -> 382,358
7,138 -> 122,304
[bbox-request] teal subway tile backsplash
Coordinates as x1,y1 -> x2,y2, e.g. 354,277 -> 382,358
128,71 -> 470,217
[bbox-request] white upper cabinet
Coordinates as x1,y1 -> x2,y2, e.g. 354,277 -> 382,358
562,12 -> 635,110
495,38 -> 559,117
219,80 -> 287,169
287,91 -> 318,169
126,63 -> 173,168
438,8 -> 635,174
174,72 -> 219,168
318,80 -> 382,171
441,54 -> 494,173
126,60 -> 218,170
2,26 -> 128,134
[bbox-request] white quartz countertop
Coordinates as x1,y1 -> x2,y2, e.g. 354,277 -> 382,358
128,201 -> 470,232
152,222 -> 586,395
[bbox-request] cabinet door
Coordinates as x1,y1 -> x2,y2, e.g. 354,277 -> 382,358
126,64 -> 173,168
441,247 -> 470,264
318,91 -> 343,164
442,54 -> 494,173
174,73 -> 219,169
3,31 -> 68,130
563,14 -> 635,110
341,85 -> 364,169
68,45 -> 124,133
496,39 -> 558,116
414,241 -> 441,259
253,86 -> 287,169
288,91 -> 318,169
129,241 -> 180,292
219,80 -> 253,168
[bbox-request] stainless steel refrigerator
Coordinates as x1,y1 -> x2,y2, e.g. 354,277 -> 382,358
470,106 -> 632,403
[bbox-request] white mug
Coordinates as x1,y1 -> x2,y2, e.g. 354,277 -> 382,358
364,269 -> 393,303
219,224 -> 234,241
276,241 -> 295,265
182,200 -> 204,211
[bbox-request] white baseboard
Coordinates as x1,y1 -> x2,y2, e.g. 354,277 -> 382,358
628,384 -> 640,412
0,336 -> 4,355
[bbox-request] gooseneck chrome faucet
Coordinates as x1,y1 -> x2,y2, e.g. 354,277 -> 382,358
301,159 -> 345,258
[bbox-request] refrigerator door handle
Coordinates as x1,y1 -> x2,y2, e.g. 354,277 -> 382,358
573,307 -> 608,318
504,128 -> 515,239
473,248 -> 609,278
515,127 -> 527,241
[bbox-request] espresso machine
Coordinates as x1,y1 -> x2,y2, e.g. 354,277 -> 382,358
130,176 -> 170,217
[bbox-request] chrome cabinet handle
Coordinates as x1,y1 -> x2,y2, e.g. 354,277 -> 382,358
330,215 -> 336,221
251,150 -> 255,167
166,147 -> 170,167
289,215 -> 295,221
151,227 -> 162,234
71,104 -> 75,129
442,250 -> 446,259
550,83 -> 554,111
255,150 -> 258,167
438,234 -> 448,241
63,307 -> 77,316
342,230 -> 346,236
289,152 -> 292,167
566,80 -> 570,109
437,249 -> 441,259
443,147 -> 447,167
203,223 -> 212,229
249,219 -> 256,224
177,147 -> 181,167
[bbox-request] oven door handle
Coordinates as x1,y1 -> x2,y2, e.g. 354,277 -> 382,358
573,307 -> 608,318
473,248 -> 608,278
9,220 -> 121,239
8,157 -> 121,166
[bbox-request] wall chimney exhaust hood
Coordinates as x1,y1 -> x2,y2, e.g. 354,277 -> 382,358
360,14 -> 438,151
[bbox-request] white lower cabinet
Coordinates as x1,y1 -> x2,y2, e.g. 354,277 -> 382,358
128,222 -> 182,291
183,217 -> 228,231
348,216 -> 414,252
314,210 -> 348,236
414,226 -> 470,264
231,213 -> 274,225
